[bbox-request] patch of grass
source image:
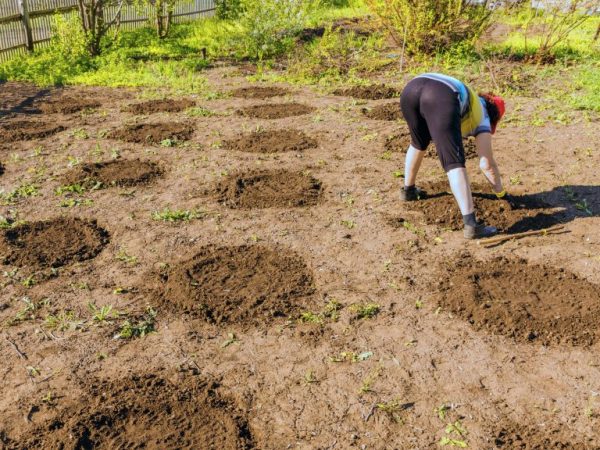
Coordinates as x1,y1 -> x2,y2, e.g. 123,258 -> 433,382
351,302 -> 380,319
44,310 -> 83,332
299,299 -> 342,325
1,183 -> 40,204
151,208 -> 204,222
186,106 -> 216,117
117,307 -> 157,339
59,198 -> 94,208
55,183 -> 87,195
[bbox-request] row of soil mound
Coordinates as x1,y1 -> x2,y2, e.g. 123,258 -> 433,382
0,218 -> 108,271
361,102 -> 404,121
223,129 -> 317,154
437,256 -> 600,347
156,245 -> 315,326
231,86 -> 289,99
333,84 -> 400,100
10,374 -> 253,450
384,132 -> 478,160
36,96 -> 101,114
108,122 -> 194,144
123,98 -> 195,115
214,169 -> 323,209
401,181 -> 561,234
0,120 -> 66,142
61,159 -> 162,189
236,103 -> 314,120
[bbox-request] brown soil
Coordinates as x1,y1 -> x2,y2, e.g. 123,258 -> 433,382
230,86 -> 290,99
0,162 -> 4,176
437,256 -> 600,346
0,218 -> 109,270
108,122 -> 194,144
361,102 -> 404,121
157,245 -> 315,325
37,96 -> 101,114
236,103 -> 315,119
491,421 -> 596,449
0,120 -> 66,142
333,84 -> 400,100
385,133 -> 478,159
13,373 -> 253,450
123,98 -> 195,114
223,129 -> 318,154
61,159 -> 162,189
214,169 -> 323,208
404,181 -> 561,233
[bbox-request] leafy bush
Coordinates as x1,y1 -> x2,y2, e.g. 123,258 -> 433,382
215,0 -> 244,19
237,0 -> 319,60
364,0 -> 492,54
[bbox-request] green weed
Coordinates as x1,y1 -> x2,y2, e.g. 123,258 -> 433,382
151,208 -> 204,222
117,307 -> 157,339
351,302 -> 380,319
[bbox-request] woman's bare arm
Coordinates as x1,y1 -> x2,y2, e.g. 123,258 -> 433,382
475,132 -> 503,193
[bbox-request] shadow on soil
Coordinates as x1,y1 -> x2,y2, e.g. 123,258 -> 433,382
0,81 -> 52,117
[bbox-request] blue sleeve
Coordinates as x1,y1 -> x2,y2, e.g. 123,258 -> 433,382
472,98 -> 492,136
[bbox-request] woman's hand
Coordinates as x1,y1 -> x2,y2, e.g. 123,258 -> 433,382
475,132 -> 503,194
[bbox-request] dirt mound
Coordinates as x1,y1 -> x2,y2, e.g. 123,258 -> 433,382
333,84 -> 400,100
214,169 -> 323,208
37,96 -> 101,114
385,133 -> 478,160
0,120 -> 66,142
0,218 -> 108,270
362,102 -> 404,121
158,245 -> 315,325
61,159 -> 162,189
405,181 -> 561,233
223,129 -> 318,153
0,162 -> 4,176
14,374 -> 253,450
236,103 -> 315,119
437,256 -> 600,346
108,122 -> 194,144
123,98 -> 195,114
492,421 -> 594,449
231,86 -> 289,99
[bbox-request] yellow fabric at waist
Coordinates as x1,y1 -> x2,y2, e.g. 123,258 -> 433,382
460,86 -> 483,137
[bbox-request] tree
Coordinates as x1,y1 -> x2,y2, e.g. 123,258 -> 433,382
76,0 -> 125,56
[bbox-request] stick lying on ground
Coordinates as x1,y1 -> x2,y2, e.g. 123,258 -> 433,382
479,224 -> 566,248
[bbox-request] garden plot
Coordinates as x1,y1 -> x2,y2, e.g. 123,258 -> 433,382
155,245 -> 315,326
491,419 -> 597,449
11,374 -> 253,450
0,218 -> 108,270
0,120 -> 66,142
214,169 -> 323,208
223,129 -> 318,153
36,96 -> 101,114
108,122 -> 194,144
61,159 -> 162,189
123,98 -> 195,114
361,101 -> 404,121
333,84 -> 400,100
236,103 -> 315,119
231,86 -> 290,99
436,256 -> 600,346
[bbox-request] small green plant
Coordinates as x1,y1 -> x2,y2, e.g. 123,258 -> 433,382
151,208 -> 204,222
299,299 -> 342,325
55,183 -> 86,195
303,369 -> 318,384
160,138 -> 176,147
117,307 -> 157,339
59,198 -> 94,208
358,364 -> 383,394
439,421 -> 468,447
115,248 -> 139,266
88,302 -> 118,323
340,219 -> 356,229
186,106 -> 215,117
7,297 -> 47,325
1,183 -> 40,204
351,302 -> 380,320
221,332 -> 239,348
44,310 -> 83,332
377,399 -> 411,423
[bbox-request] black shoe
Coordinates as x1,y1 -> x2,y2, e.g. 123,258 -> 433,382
463,223 -> 498,240
400,186 -> 425,202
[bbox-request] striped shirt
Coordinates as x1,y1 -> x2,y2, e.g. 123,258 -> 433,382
416,73 -> 492,138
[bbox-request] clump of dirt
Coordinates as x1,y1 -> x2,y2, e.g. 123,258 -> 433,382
437,256 -> 600,346
14,374 -> 253,450
492,420 -> 594,449
0,120 -> 66,142
384,133 -> 478,160
362,102 -> 404,121
214,169 -> 323,209
236,103 -> 315,119
61,159 -> 162,189
231,86 -> 290,99
37,97 -> 101,114
404,181 -> 561,233
333,84 -> 400,100
0,218 -> 109,270
123,98 -> 195,114
223,129 -> 318,154
158,245 -> 315,325
108,122 -> 194,144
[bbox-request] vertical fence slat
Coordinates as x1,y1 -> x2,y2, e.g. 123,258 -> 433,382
17,0 -> 34,51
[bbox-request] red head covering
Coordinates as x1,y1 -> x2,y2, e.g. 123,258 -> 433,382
490,96 -> 505,134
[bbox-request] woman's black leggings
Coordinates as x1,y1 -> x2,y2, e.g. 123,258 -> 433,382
400,77 -> 466,172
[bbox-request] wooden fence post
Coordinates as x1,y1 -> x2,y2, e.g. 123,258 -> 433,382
17,0 -> 34,52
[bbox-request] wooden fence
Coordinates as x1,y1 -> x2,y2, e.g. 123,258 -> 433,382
0,0 -> 216,61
